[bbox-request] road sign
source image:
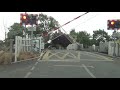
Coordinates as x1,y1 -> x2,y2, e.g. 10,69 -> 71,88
27,26 -> 36,31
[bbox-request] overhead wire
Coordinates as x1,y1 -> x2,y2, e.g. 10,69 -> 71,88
72,13 -> 100,29
50,12 -> 90,44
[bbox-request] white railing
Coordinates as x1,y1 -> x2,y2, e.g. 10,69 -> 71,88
15,36 -> 44,62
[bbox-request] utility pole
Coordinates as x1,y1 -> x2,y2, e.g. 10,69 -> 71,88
107,19 -> 119,57
24,12 -> 27,52
24,12 -> 27,37
113,30 -> 116,56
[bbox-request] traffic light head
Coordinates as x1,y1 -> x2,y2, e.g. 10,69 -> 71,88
29,14 -> 38,25
107,19 -> 120,30
111,21 -> 115,25
20,13 -> 38,26
22,15 -> 27,20
20,14 -> 29,25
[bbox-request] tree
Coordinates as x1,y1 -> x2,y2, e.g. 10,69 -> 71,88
7,23 -> 24,40
69,29 -> 91,48
7,13 -> 60,43
0,40 -> 4,50
36,13 -> 60,42
111,31 -> 120,40
70,28 -> 77,40
93,29 -> 111,46
76,31 -> 91,48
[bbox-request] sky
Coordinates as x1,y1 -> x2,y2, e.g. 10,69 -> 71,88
0,12 -> 120,40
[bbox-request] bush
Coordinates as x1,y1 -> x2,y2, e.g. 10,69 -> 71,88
0,52 -> 14,65
18,52 -> 39,61
0,51 -> 39,64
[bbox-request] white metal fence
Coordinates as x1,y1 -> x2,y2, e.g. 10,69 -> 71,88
99,42 -> 108,53
15,36 -> 44,62
108,41 -> 120,56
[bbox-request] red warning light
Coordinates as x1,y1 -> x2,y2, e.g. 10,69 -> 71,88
111,21 -> 115,25
22,15 -> 27,20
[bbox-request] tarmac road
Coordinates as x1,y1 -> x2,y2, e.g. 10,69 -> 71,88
0,50 -> 120,78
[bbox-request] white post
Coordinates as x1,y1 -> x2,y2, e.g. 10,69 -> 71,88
20,36 -> 22,53
23,37 -> 25,52
15,36 -> 18,62
40,37 -> 41,52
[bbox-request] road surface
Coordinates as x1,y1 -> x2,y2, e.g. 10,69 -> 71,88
0,50 -> 120,78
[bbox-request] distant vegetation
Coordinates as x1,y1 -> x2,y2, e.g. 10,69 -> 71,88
69,29 -> 112,48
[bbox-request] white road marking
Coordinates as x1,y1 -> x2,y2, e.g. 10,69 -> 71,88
53,54 -> 63,59
38,59 -> 113,62
83,52 -> 113,61
82,64 -> 96,78
44,50 -> 80,60
35,62 -> 38,66
24,72 -> 32,78
38,60 -> 80,62
78,51 -> 80,60
37,58 -> 40,61
24,61 -> 39,78
31,66 -> 35,71
37,52 -> 45,61
54,65 -> 94,68
66,54 -> 77,58
80,59 -> 113,61
46,52 -> 62,60
69,52 -> 77,59
43,50 -> 51,60
57,52 -> 75,58
62,52 -> 70,59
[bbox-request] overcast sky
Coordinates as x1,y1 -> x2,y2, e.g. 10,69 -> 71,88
0,12 -> 120,40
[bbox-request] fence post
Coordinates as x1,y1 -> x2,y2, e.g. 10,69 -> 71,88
10,39 -> 14,62
40,37 -> 41,52
15,36 -> 18,62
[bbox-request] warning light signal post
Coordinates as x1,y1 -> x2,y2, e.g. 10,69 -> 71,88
107,20 -> 120,30
107,19 -> 120,57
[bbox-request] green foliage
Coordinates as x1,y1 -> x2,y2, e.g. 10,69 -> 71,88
7,13 -> 60,43
70,28 -> 77,38
0,40 -> 4,50
69,29 -> 91,48
36,13 -> 59,42
36,13 -> 59,33
7,23 -> 24,39
77,31 -> 91,48
69,29 -> 111,48
93,29 -> 111,46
